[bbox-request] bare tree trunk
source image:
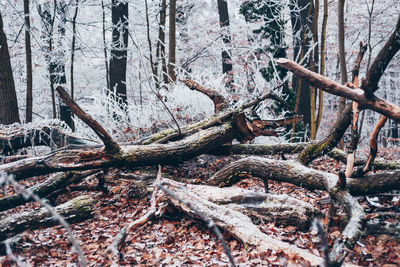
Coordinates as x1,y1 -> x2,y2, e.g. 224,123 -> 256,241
310,0 -> 319,140
316,0 -> 328,132
24,0 -> 33,123
217,0 -> 234,90
288,0 -> 313,138
156,0 -> 168,85
337,0 -> 347,148
55,0 -> 73,130
70,0 -> 79,101
38,3 -> 57,119
0,10 -> 20,125
168,0 -> 176,83
101,0 -> 110,90
109,0 -> 129,105
144,0 -> 159,89
69,0 -> 79,132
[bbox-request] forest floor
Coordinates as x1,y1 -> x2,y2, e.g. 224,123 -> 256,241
0,149 -> 400,266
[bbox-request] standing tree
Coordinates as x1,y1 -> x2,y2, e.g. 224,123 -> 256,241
109,0 -> 129,106
37,1 -> 73,129
217,0 -> 234,90
0,10 -> 20,125
288,0 -> 315,140
168,0 -> 177,83
24,0 -> 33,123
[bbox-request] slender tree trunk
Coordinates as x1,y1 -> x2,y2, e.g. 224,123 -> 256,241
217,0 -> 234,90
109,0 -> 129,105
70,0 -> 79,101
337,0 -> 347,148
144,0 -> 159,89
101,0 -> 110,90
54,0 -> 73,130
168,0 -> 176,83
289,0 -> 313,138
69,0 -> 79,132
0,10 -> 20,125
310,0 -> 319,140
156,0 -> 168,85
316,0 -> 328,132
24,0 -> 33,123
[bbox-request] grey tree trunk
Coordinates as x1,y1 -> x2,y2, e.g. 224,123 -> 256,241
24,0 -> 33,123
0,10 -> 20,125
109,0 -> 129,105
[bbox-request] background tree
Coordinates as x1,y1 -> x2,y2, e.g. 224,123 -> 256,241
109,0 -> 129,106
168,0 -> 176,83
217,0 -> 234,90
0,10 -> 20,125
240,0 -> 291,134
24,0 -> 33,123
288,0 -> 315,140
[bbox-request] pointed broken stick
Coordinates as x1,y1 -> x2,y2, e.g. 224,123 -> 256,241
56,86 -> 120,154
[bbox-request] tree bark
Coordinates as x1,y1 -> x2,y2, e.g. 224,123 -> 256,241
288,0 -> 313,130
277,58 -> 400,122
0,124 -> 235,180
0,124 -> 96,153
24,0 -> 33,123
0,195 -> 93,242
168,0 -> 176,83
109,0 -> 129,105
217,0 -> 233,89
162,178 -> 324,265
0,10 -> 20,125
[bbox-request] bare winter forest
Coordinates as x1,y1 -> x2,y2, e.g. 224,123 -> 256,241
0,0 -> 400,266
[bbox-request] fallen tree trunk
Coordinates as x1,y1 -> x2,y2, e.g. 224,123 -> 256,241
0,124 -> 95,154
0,170 -> 99,212
276,59 -> 400,122
210,143 -> 399,171
0,124 -> 235,180
206,157 -> 367,264
163,179 -> 317,229
0,195 -> 93,242
208,156 -> 400,196
160,178 -> 324,265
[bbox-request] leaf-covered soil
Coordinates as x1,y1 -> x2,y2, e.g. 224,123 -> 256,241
1,152 -> 399,266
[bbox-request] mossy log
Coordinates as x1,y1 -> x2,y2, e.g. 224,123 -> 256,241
0,124 -> 235,180
0,195 -> 93,242
0,125 -> 95,154
0,170 -> 98,212
298,104 -> 352,165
